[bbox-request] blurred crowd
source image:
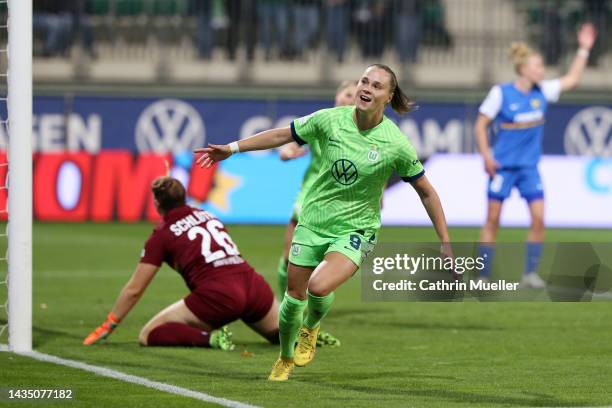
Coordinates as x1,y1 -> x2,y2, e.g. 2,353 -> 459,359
31,0 -> 608,66
191,0 -> 452,63
32,0 -> 452,63
33,0 -> 96,57
527,0 -> 609,66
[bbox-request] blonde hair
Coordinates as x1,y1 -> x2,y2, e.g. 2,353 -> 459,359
151,176 -> 186,212
336,79 -> 357,93
509,42 -> 536,74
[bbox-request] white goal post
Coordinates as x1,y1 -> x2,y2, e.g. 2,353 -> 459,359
7,0 -> 32,352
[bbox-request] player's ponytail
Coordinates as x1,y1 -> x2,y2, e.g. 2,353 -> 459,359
368,63 -> 416,115
390,83 -> 416,115
151,176 -> 186,213
509,42 -> 533,74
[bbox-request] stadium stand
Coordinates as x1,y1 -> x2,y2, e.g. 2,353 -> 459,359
18,0 -> 612,87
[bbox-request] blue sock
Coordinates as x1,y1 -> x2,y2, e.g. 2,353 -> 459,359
478,244 -> 495,278
525,242 -> 543,275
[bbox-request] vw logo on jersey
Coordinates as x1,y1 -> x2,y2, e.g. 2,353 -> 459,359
367,146 -> 379,162
135,99 -> 206,154
564,106 -> 612,156
331,159 -> 358,185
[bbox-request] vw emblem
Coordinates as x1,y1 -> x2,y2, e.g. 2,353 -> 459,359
135,99 -> 205,154
564,106 -> 612,156
331,159 -> 358,185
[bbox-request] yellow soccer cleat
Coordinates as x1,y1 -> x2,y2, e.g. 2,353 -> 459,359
268,357 -> 295,381
294,325 -> 319,367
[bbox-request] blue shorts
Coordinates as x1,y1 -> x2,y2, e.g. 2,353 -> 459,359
487,167 -> 544,202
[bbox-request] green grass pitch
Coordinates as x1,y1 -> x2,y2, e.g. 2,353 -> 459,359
1,223 -> 612,407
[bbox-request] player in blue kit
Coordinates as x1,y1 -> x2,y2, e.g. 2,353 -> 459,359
475,23 -> 597,287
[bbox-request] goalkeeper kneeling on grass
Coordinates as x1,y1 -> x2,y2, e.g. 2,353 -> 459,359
84,176 -> 280,350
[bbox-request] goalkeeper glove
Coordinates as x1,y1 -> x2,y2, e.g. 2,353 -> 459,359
83,312 -> 120,345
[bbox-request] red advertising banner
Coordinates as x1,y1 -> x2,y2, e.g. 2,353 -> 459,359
0,151 -> 218,222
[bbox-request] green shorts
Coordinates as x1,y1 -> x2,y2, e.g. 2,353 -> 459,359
288,224 -> 377,268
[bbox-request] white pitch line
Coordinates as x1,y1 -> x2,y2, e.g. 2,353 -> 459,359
0,345 -> 261,408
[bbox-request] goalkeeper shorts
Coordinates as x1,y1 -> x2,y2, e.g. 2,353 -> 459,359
184,266 -> 274,329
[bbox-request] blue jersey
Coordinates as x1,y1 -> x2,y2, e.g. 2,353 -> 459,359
479,80 -> 561,168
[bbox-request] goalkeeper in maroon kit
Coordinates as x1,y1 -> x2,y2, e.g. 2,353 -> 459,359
84,176 -> 279,349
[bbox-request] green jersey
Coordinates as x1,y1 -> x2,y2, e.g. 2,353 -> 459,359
294,135 -> 322,208
290,105 -> 424,236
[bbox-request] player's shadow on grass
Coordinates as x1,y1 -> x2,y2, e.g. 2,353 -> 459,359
298,376 -> 588,407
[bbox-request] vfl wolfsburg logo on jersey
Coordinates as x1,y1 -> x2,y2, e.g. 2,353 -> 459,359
367,145 -> 379,162
331,159 -> 358,185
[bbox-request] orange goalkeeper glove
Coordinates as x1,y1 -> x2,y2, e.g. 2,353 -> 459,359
83,312 -> 120,345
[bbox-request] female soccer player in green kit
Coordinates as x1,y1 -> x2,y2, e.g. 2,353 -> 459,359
195,64 -> 451,381
276,80 -> 357,348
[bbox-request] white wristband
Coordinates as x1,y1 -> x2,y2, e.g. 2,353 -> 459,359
577,48 -> 590,58
229,141 -> 240,155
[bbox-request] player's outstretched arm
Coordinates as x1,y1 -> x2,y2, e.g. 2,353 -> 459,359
560,23 -> 597,92
194,127 -> 294,168
475,113 -> 498,178
83,263 -> 159,345
410,175 -> 450,245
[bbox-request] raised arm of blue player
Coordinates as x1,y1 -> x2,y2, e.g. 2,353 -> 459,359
560,23 -> 597,92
